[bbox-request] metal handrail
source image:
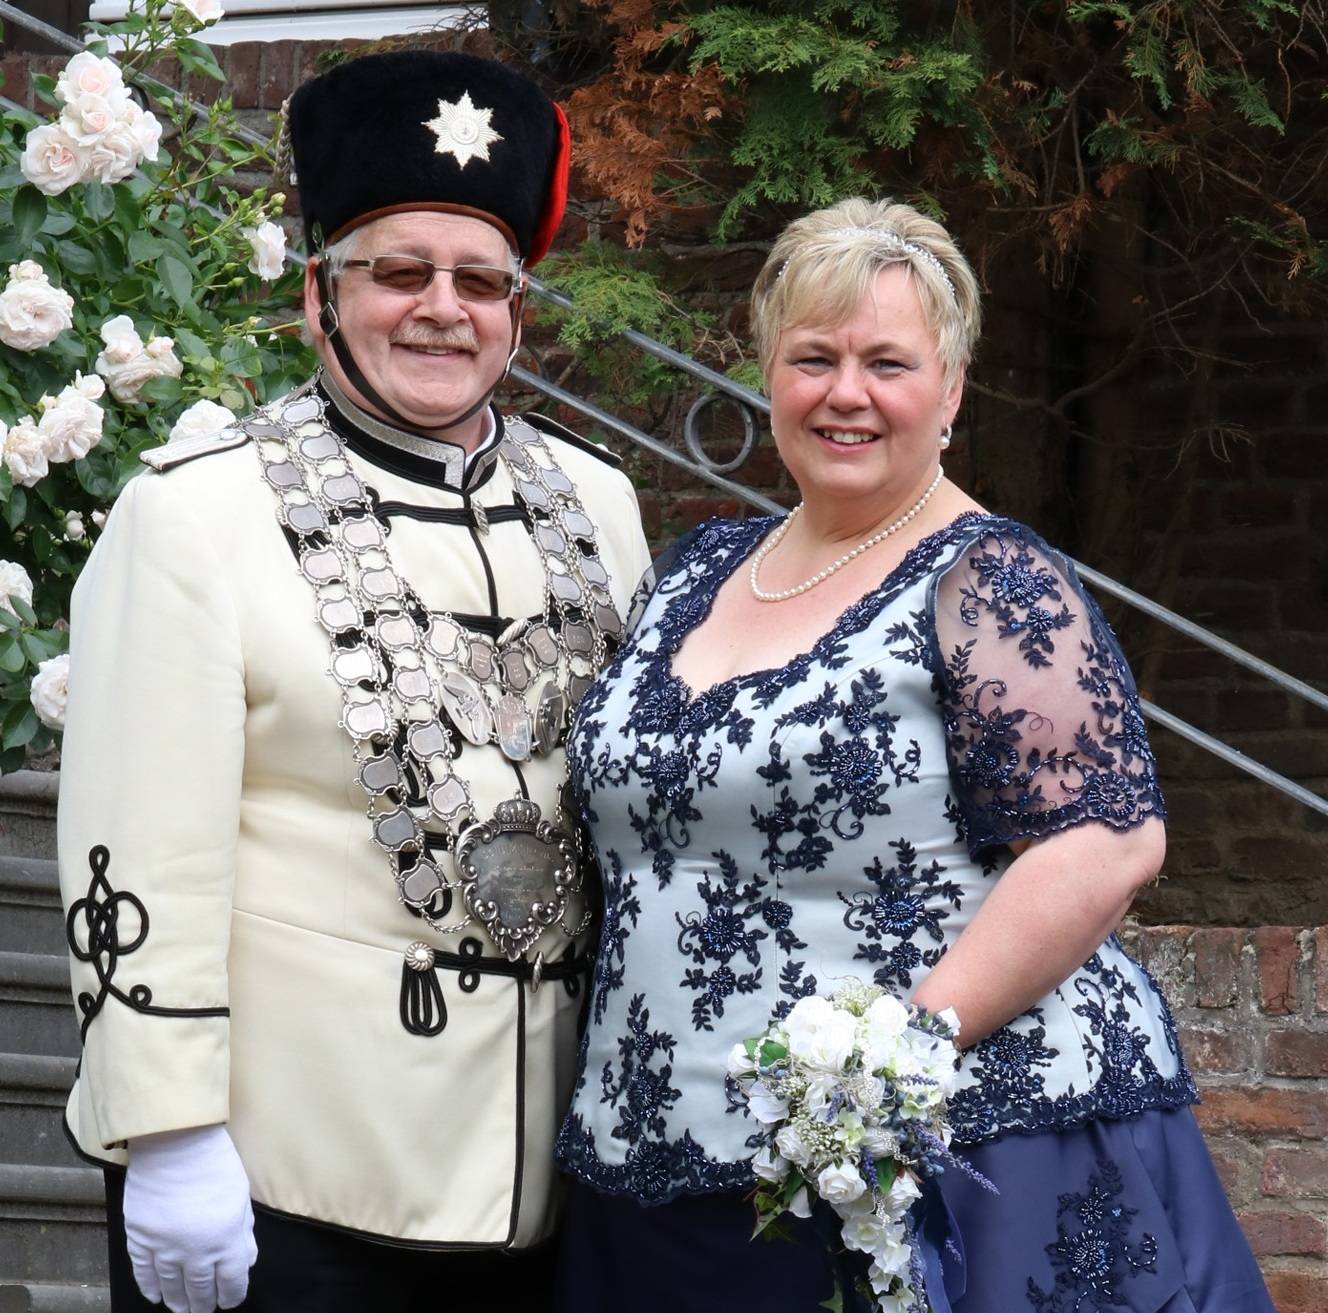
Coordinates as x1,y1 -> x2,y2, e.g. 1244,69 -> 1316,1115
1,0 -> 1323,819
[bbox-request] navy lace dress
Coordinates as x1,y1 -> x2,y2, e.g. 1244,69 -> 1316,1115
553,514 -> 1272,1313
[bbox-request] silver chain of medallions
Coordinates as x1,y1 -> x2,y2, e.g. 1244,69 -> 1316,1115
245,384 -> 619,958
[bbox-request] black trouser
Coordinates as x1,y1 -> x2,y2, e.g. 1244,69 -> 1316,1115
104,1169 -> 555,1312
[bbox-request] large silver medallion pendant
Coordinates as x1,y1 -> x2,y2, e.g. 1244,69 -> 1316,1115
454,800 -> 578,961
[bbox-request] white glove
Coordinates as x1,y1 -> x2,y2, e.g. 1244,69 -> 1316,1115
124,1124 -> 258,1313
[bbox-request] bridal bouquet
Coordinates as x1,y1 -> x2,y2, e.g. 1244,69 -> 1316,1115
727,982 -> 963,1313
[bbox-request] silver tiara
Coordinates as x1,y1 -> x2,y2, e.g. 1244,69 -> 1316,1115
780,225 -> 958,301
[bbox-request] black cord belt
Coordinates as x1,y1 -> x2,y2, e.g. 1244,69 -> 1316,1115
399,936 -> 592,1038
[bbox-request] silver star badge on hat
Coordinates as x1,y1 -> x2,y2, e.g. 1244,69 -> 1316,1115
423,92 -> 503,168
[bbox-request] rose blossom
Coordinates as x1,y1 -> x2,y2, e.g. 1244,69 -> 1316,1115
0,561 -> 34,614
242,220 -> 286,280
20,122 -> 88,196
64,511 -> 86,542
2,418 -> 50,487
91,510 -> 107,529
169,399 -> 237,444
95,316 -> 182,402
751,1147 -> 789,1184
30,653 -> 71,730
168,0 -> 225,24
62,91 -> 127,146
77,98 -> 161,185
783,995 -> 857,1072
815,1160 -> 867,1207
0,262 -> 75,351
39,373 -> 106,462
172,0 -> 224,23
55,52 -> 126,106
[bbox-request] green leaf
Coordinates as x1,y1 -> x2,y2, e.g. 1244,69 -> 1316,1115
128,231 -> 165,265
0,608 -> 20,631
0,638 -> 24,674
55,239 -> 98,276
7,595 -> 37,626
1,701 -> 40,750
758,1039 -> 788,1066
875,1158 -> 897,1192
0,745 -> 27,774
19,631 -> 57,664
158,253 -> 195,308
83,182 -> 115,221
139,375 -> 185,404
113,184 -> 142,231
12,187 -> 47,247
4,488 -> 26,530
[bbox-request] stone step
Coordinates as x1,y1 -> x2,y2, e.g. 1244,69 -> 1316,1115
0,1163 -> 108,1288
0,1053 -> 80,1169
0,1282 -> 110,1312
0,953 -> 79,1060
0,856 -> 65,956
0,772 -> 57,861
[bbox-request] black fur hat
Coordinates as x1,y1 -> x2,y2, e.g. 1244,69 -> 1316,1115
288,50 -> 569,264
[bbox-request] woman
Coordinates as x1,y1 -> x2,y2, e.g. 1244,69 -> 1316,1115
553,198 -> 1272,1312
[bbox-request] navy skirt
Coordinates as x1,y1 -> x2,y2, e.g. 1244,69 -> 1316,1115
554,1106 -> 1273,1313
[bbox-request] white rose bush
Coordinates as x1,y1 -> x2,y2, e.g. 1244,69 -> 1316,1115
728,983 -> 985,1313
0,0 -> 313,767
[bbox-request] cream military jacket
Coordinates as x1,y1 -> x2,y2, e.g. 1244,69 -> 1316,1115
57,380 -> 651,1247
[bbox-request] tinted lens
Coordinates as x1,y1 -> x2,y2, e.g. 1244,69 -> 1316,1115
369,257 -> 434,293
452,265 -> 514,301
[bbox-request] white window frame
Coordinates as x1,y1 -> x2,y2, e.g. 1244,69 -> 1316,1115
87,1 -> 481,45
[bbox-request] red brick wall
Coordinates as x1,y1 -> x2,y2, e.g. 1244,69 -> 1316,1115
1122,923 -> 1328,1310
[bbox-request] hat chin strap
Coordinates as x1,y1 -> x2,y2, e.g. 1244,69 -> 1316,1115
314,258 -> 522,439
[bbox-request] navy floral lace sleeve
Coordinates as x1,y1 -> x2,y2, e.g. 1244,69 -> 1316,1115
933,524 -> 1165,857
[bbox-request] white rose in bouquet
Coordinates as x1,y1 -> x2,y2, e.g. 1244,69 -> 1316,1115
30,653 -> 71,730
0,262 -> 75,351
242,220 -> 286,280
169,398 -> 236,444
0,561 -> 35,613
859,993 -> 911,1072
64,511 -> 86,542
751,1147 -> 789,1184
774,1121 -> 814,1169
95,316 -> 182,402
815,1160 -> 867,1207
20,122 -> 88,196
91,510 -> 107,529
2,418 -> 50,487
784,995 -> 857,1072
884,1171 -> 921,1218
840,1206 -> 890,1256
39,373 -> 106,462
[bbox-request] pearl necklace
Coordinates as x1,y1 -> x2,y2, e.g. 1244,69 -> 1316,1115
749,466 -> 946,602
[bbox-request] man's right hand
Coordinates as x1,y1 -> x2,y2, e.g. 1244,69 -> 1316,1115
123,1124 -> 259,1313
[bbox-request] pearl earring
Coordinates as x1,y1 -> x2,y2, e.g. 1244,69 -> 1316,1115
939,425 -> 952,450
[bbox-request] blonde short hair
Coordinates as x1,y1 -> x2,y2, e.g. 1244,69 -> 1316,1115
750,197 -> 981,389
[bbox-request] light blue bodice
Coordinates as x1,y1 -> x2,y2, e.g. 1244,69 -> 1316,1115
556,513 -> 1195,1206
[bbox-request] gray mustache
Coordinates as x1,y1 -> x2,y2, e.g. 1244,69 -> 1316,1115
390,326 -> 480,352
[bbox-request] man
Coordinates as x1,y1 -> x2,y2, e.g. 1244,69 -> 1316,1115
57,50 -> 650,1313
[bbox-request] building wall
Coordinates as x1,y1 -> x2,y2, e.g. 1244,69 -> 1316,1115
3,36 -> 1327,1311
1122,923 -> 1328,1311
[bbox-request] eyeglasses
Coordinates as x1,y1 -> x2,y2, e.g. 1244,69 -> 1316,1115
339,255 -> 518,302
